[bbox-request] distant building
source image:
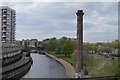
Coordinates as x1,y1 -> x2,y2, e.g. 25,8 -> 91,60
29,39 -> 38,47
22,39 -> 25,45
22,39 -> 40,48
15,40 -> 22,46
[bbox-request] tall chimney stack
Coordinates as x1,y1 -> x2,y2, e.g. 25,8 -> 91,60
75,10 -> 84,78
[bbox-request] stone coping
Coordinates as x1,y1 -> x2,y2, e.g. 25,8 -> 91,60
46,54 -> 75,78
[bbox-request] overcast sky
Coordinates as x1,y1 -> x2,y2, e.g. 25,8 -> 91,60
2,1 -> 118,42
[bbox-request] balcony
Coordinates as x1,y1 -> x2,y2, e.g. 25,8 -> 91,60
3,12 -> 7,15
2,19 -> 6,22
3,16 -> 7,19
3,14 -> 7,17
7,17 -> 10,19
2,29 -> 6,33
2,40 -> 6,43
2,34 -> 6,38
2,25 -> 6,28
7,23 -> 10,25
7,13 -> 10,15
3,9 -> 7,12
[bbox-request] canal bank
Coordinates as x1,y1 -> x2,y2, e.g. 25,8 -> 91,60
46,54 -> 75,78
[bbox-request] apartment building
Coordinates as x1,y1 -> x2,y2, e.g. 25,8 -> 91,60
0,6 -> 16,55
0,6 -> 16,43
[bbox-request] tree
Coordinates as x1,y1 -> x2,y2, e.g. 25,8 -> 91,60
83,43 -> 92,53
41,37 -> 76,56
22,42 -> 30,52
48,37 -> 57,53
111,40 -> 119,49
91,44 -> 98,54
55,40 -> 62,54
61,38 -> 75,57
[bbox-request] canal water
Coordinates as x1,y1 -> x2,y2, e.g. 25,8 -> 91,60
23,53 -> 66,78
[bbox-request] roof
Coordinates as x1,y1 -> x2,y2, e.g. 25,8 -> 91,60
0,6 -> 15,11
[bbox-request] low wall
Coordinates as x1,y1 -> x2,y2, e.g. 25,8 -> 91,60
2,51 -> 22,67
46,54 -> 75,78
2,57 -> 33,80
8,60 -> 32,79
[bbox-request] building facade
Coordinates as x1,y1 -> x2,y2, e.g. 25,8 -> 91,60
22,39 -> 40,48
0,6 -> 18,56
29,39 -> 38,47
0,6 -> 16,43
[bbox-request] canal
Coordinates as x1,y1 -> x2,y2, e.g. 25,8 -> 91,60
22,53 -> 66,78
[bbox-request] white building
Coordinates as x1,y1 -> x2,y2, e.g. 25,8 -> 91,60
0,6 -> 16,55
0,6 -> 16,43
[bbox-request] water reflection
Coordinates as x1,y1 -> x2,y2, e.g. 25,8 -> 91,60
23,53 -> 66,78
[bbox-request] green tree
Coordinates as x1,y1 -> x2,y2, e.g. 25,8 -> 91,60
91,44 -> 98,54
111,40 -> 119,49
83,43 -> 92,53
45,37 -> 58,53
61,39 -> 75,57
23,42 -> 30,52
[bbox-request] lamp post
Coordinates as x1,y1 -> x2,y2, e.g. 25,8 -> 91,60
75,10 -> 84,78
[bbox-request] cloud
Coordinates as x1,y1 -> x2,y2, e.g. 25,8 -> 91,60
2,0 -> 119,2
2,2 -> 118,42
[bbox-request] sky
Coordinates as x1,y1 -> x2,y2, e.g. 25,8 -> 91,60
1,1 -> 119,42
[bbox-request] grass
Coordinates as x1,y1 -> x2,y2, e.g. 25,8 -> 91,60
50,52 -> 119,77
93,58 -> 119,76
51,53 -> 75,67
84,56 -> 101,71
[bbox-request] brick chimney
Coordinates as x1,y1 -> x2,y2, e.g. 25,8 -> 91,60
75,10 -> 84,78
